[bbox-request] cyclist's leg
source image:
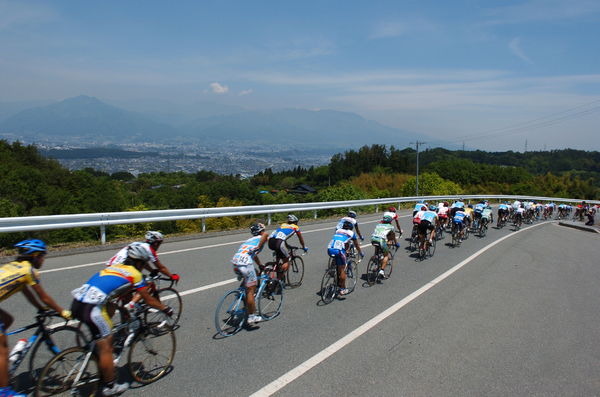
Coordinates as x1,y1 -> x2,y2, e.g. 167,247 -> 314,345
336,253 -> 347,290
235,266 -> 258,316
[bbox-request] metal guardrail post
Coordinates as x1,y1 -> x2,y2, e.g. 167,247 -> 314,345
267,213 -> 271,225
314,210 -> 317,219
100,225 -> 106,245
376,205 -> 379,213
202,218 -> 206,233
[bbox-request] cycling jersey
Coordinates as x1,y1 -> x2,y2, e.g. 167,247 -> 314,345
498,204 -> 509,211
336,216 -> 358,230
372,223 -> 394,239
465,208 -> 474,218
413,210 -> 426,224
232,235 -> 262,267
481,208 -> 493,220
453,211 -> 467,223
107,242 -> 158,267
438,206 -> 449,217
451,201 -> 465,209
474,204 -> 485,213
383,211 -> 398,221
0,261 -> 40,302
328,229 -> 356,254
71,264 -> 147,305
421,210 -> 437,223
269,223 -> 300,241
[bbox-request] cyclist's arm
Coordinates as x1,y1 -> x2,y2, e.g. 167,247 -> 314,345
152,258 -> 174,278
29,284 -> 65,313
355,224 -> 364,240
137,287 -> 168,311
395,219 -> 403,235
351,237 -> 363,256
296,231 -> 307,250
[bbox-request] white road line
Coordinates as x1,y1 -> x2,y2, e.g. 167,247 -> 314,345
248,221 -> 551,397
40,215 -> 404,274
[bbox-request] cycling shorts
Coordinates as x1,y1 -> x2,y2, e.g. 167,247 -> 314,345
418,220 -> 434,235
268,238 -> 289,261
438,213 -> 448,219
71,300 -> 112,339
453,219 -> 464,230
233,264 -> 258,288
371,237 -> 389,254
327,248 -> 347,267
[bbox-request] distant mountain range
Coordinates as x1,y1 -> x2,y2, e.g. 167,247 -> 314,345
0,95 -> 427,149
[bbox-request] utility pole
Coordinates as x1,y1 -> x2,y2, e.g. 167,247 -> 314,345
410,141 -> 426,196
524,139 -> 528,153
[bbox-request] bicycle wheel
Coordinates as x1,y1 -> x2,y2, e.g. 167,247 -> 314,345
383,260 -> 393,279
35,347 -> 99,397
29,325 -> 87,383
257,279 -> 284,320
145,287 -> 183,326
286,255 -> 304,288
128,327 -> 176,384
320,266 -> 337,304
480,223 -> 487,237
418,242 -> 426,261
427,238 -> 436,258
346,260 -> 358,293
214,289 -> 246,337
365,256 -> 379,286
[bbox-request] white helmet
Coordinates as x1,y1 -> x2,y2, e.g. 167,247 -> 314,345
145,231 -> 164,244
127,242 -> 150,261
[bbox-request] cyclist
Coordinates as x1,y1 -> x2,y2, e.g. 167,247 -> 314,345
336,210 -> 364,241
465,204 -> 474,230
370,215 -> 398,279
71,244 -> 174,396
384,206 -> 404,236
231,223 -> 269,325
437,202 -> 450,228
327,221 -> 364,295
473,201 -> 485,227
497,202 -> 510,226
453,208 -> 468,241
481,204 -> 494,226
514,204 -> 525,228
412,200 -> 426,217
268,214 -> 308,280
418,205 -> 439,246
107,231 -> 179,282
0,240 -> 72,397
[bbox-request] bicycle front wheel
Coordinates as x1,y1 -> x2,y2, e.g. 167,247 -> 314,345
320,266 -> 337,304
345,260 -> 358,293
214,289 -> 246,337
128,327 -> 176,384
365,256 -> 379,286
35,347 -> 99,397
29,324 -> 86,383
145,287 -> 183,326
286,255 -> 304,288
257,279 -> 284,320
427,239 -> 436,258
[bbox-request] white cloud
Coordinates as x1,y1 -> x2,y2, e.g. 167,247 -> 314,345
509,38 -> 533,64
209,82 -> 229,94
238,89 -> 253,96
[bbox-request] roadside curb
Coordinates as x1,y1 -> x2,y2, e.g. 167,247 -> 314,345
558,222 -> 600,234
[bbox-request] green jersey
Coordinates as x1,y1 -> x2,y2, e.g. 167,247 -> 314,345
372,223 -> 394,239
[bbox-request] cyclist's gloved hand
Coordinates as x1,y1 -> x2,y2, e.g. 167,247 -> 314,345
360,252 -> 365,258
60,310 -> 73,320
359,236 -> 365,241
170,274 -> 180,282
149,270 -> 159,278
163,306 -> 174,317
303,247 -> 309,253
395,242 -> 400,248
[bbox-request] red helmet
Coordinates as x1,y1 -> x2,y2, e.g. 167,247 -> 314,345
388,206 -> 397,212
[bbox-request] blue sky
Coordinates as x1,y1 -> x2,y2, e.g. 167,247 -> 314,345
1,0 -> 599,151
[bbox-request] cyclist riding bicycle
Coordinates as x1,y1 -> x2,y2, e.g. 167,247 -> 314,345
71,244 -> 174,396
336,210 -> 364,241
0,239 -> 72,397
452,208 -> 468,241
473,201 -> 485,225
437,202 -> 450,228
418,205 -> 439,244
327,221 -> 364,296
497,202 -> 510,226
384,206 -> 404,236
231,223 -> 269,325
267,214 -> 308,280
481,205 -> 494,225
370,215 -> 399,280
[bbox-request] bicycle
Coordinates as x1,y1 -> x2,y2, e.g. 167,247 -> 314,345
144,271 -> 183,326
451,222 -> 463,247
320,245 -> 360,304
365,243 -> 396,286
408,224 -> 419,251
417,233 -> 436,260
434,221 -> 445,241
35,304 -> 176,397
6,310 -> 86,392
266,245 -> 305,288
214,264 -> 284,337
478,217 -> 489,237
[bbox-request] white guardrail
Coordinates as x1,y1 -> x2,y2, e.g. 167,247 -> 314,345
1,195 -> 598,244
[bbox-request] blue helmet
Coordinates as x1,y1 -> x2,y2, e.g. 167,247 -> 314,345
14,239 -> 47,255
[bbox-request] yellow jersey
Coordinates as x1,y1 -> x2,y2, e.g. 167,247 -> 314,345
0,261 -> 40,302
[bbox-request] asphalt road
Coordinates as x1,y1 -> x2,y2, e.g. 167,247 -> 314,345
5,212 -> 599,396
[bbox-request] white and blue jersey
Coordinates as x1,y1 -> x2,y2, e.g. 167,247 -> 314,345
453,211 -> 467,224
327,229 -> 356,257
474,203 -> 485,213
421,210 -> 437,224
336,216 -> 357,231
452,201 -> 465,209
232,235 -> 262,266
498,204 -> 509,211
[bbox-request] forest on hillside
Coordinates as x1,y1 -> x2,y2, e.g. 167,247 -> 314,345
0,140 -> 598,248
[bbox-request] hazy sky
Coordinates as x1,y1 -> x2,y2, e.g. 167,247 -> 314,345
1,0 -> 600,151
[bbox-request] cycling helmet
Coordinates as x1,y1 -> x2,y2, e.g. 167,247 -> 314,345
417,200 -> 424,204
382,214 -> 393,223
429,205 -> 436,211
127,242 -> 151,261
468,204 -> 473,208
14,239 -> 47,255
250,222 -> 265,236
347,210 -> 357,218
341,220 -> 354,230
287,214 -> 299,224
388,206 -> 397,212
145,231 -> 164,244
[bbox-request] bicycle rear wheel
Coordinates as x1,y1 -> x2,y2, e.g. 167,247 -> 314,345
383,260 -> 393,279
214,289 -> 246,337
35,347 -> 99,397
427,238 -> 436,258
320,266 -> 337,304
365,256 -> 379,286
346,260 -> 358,293
286,255 -> 304,288
128,327 -> 176,384
145,287 -> 183,326
257,279 -> 284,320
28,324 -> 86,384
